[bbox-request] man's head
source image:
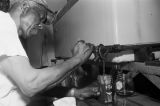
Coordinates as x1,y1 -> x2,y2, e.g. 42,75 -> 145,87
10,0 -> 55,38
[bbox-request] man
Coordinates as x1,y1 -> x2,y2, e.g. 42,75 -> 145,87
0,0 -> 94,106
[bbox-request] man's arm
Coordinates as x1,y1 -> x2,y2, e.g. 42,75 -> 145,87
1,56 -> 80,97
1,41 -> 93,97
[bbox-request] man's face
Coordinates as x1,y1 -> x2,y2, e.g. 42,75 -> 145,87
19,9 -> 43,38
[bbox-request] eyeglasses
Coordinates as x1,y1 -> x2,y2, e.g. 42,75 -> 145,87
26,23 -> 44,36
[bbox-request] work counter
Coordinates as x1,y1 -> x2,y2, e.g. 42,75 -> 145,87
27,92 -> 160,106
76,93 -> 160,106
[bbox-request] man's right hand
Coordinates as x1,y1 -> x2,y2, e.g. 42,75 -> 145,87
71,40 -> 93,64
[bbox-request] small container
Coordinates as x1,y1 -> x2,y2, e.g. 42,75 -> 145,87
116,73 -> 134,96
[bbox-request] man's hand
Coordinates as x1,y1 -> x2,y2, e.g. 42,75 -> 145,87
74,86 -> 100,100
71,40 -> 93,64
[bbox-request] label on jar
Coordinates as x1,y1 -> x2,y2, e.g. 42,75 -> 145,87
116,81 -> 123,90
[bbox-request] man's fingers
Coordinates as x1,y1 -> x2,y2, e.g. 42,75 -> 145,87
85,43 -> 94,53
77,40 -> 85,44
74,40 -> 84,48
86,43 -> 94,48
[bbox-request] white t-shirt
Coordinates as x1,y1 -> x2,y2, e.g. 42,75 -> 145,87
0,11 -> 27,57
0,11 -> 29,106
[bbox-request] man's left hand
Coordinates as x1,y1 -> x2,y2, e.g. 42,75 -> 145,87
74,86 -> 100,100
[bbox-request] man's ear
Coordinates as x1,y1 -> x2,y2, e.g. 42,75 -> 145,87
20,1 -> 30,16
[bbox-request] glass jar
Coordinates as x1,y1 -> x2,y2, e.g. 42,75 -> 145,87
98,75 -> 113,104
116,73 -> 134,96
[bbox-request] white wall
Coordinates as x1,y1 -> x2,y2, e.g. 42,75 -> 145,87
45,0 -> 160,57
48,0 -> 116,57
114,0 -> 160,44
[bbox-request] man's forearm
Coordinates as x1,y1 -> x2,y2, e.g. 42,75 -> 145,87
2,56 -> 82,97
32,57 -> 82,93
